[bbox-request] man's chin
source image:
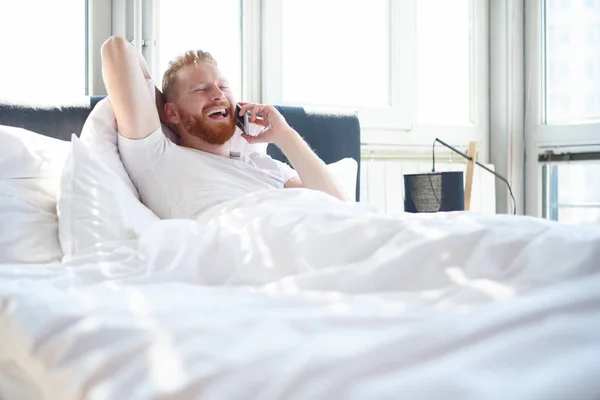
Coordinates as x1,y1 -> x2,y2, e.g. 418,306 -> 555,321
196,126 -> 236,145
179,111 -> 237,146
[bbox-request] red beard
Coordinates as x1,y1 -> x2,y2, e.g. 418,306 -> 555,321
178,103 -> 236,145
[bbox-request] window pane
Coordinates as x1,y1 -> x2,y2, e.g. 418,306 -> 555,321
157,1 -> 241,96
281,0 -> 390,107
545,0 -> 600,123
557,208 -> 600,226
417,0 -> 472,125
0,1 -> 86,99
557,162 -> 600,204
544,162 -> 600,226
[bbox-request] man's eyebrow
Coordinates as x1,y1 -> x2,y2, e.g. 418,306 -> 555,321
190,81 -> 208,87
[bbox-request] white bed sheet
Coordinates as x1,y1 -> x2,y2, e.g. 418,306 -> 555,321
1,188 -> 600,400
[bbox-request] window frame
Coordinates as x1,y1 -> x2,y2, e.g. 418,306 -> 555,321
524,0 -> 600,217
241,0 -> 262,102
88,0 -> 112,96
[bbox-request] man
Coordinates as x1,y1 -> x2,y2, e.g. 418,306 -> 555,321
101,36 -> 347,219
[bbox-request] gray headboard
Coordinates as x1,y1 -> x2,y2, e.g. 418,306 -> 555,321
0,97 -> 361,200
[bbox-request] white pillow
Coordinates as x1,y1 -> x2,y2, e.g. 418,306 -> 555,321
0,125 -> 69,180
79,96 -> 142,198
57,136 -> 158,259
327,158 -> 358,201
0,125 -> 69,264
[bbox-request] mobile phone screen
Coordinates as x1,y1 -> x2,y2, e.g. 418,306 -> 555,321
235,104 -> 248,133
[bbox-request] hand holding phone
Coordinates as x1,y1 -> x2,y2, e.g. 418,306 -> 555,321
236,102 -> 296,148
235,104 -> 249,134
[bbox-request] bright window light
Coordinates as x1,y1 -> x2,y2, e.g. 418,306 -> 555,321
545,0 -> 600,123
281,0 -> 390,108
416,0 -> 472,125
0,0 -> 86,100
544,162 -> 600,226
157,0 -> 241,97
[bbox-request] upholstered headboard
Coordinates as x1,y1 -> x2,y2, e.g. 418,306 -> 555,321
0,97 -> 361,199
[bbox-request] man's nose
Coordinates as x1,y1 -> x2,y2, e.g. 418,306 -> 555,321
209,84 -> 226,101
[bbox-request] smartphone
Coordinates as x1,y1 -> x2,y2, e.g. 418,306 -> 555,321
235,104 -> 249,134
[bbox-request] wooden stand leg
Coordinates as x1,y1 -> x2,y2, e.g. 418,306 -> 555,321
464,141 -> 478,211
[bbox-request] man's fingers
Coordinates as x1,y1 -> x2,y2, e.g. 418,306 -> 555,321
238,103 -> 276,128
238,103 -> 251,116
250,106 -> 262,123
239,102 -> 260,116
251,115 -> 268,127
239,103 -> 266,122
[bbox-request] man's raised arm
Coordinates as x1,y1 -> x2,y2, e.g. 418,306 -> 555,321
101,36 -> 160,140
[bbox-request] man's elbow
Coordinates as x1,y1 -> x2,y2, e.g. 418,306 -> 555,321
284,177 -> 303,189
101,36 -> 130,64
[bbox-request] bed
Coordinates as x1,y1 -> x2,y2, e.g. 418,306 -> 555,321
1,97 -> 600,400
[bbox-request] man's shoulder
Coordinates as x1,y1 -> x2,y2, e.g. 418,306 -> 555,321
118,125 -> 179,153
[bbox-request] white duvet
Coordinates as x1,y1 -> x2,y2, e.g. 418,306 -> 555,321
1,188 -> 600,400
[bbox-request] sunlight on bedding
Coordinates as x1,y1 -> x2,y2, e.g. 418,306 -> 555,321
102,281 -> 120,291
125,289 -> 187,392
254,232 -> 275,269
327,301 -> 350,314
77,317 -> 101,334
364,225 -> 378,239
409,221 -> 450,241
127,289 -> 151,316
445,267 -> 514,301
149,332 -> 186,392
420,290 -> 443,300
221,215 -> 277,269
39,160 -> 50,172
278,279 -> 300,295
99,263 -> 123,278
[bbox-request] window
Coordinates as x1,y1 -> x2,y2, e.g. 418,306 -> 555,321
542,162 -> 600,226
416,0 -> 472,125
263,0 -> 410,131
0,0 -> 86,99
264,0 -> 486,140
545,0 -> 600,123
280,0 -> 390,108
156,0 -> 242,96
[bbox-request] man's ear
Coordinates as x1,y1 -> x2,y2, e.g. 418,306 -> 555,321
164,103 -> 180,125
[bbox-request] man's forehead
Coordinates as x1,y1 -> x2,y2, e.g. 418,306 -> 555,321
177,62 -> 224,85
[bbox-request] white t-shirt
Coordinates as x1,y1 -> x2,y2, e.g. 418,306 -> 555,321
118,126 -> 298,219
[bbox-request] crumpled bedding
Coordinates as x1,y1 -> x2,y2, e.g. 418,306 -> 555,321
1,188 -> 600,400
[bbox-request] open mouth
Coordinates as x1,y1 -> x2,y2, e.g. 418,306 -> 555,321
205,107 -> 229,120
